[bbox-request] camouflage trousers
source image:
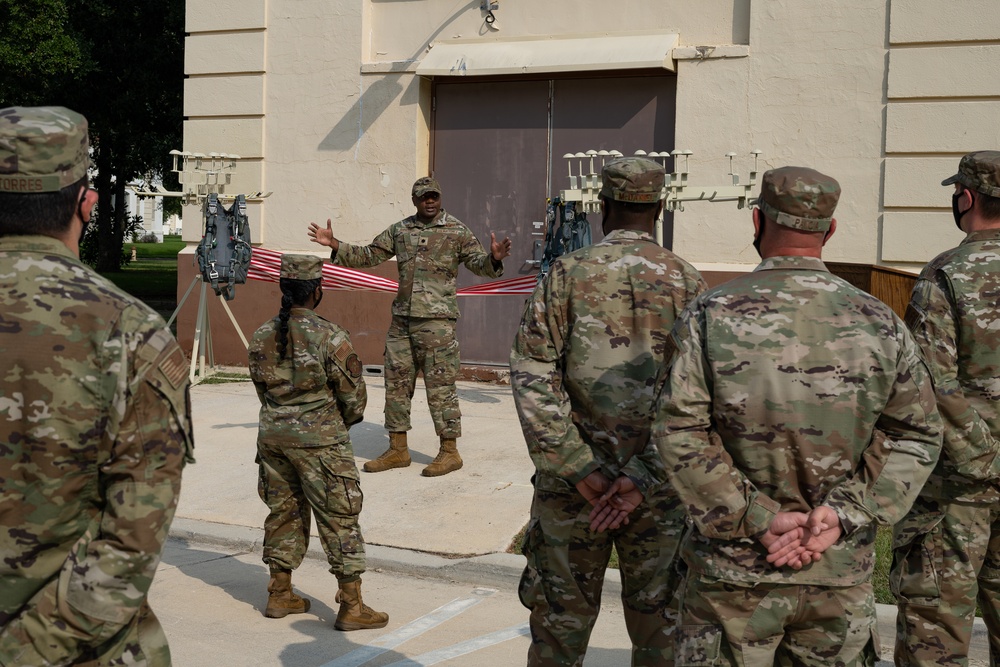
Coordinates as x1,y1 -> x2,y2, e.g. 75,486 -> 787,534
0,600 -> 171,666
518,473 -> 686,667
384,315 -> 461,438
256,441 -> 366,578
73,602 -> 170,666
676,575 -> 879,666
891,497 -> 1000,666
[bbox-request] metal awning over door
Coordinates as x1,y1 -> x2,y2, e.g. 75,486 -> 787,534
416,32 -> 679,77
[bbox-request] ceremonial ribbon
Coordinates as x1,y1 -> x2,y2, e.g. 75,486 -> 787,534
248,246 -> 539,295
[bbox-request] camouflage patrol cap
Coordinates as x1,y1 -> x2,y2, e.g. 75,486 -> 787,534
0,106 -> 90,194
942,151 -> 1000,198
756,166 -> 840,232
600,157 -> 665,203
281,254 -> 324,281
412,177 -> 442,197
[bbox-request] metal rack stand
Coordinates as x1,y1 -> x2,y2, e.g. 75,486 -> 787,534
133,151 -> 270,383
559,148 -> 763,246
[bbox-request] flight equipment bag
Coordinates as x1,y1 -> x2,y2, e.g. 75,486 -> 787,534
195,193 -> 252,300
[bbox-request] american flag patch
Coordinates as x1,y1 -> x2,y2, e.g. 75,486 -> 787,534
161,347 -> 188,389
335,340 -> 353,362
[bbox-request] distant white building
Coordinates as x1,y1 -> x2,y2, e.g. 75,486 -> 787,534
125,184 -> 166,241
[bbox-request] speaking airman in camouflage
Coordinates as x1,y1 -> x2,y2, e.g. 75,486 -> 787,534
249,254 -> 387,631
892,151 -> 1000,666
308,178 -> 512,477
511,157 -> 707,666
652,166 -> 943,665
0,106 -> 194,665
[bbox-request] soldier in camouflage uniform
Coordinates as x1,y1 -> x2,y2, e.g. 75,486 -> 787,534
0,107 -> 193,665
249,254 -> 388,631
652,166 -> 943,665
891,151 -> 1000,666
511,157 -> 707,667
308,178 -> 511,477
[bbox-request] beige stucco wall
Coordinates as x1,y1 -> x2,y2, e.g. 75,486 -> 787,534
181,0 -> 999,268
366,0 -> 748,61
673,0 -> 890,268
882,0 -> 1000,267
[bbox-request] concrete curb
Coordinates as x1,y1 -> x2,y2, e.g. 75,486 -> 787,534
169,516 -> 990,662
168,516 -> 614,594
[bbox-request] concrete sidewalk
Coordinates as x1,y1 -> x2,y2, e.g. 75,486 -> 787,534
177,375 -> 990,664
179,376 -> 532,556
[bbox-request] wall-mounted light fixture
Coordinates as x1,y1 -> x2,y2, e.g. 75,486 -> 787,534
480,1 -> 499,30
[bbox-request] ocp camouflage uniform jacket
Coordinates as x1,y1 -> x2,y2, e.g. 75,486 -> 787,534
511,229 -> 706,493
0,235 -> 193,664
249,307 -> 366,447
332,210 -> 502,319
653,255 -> 943,586
905,228 -> 1000,503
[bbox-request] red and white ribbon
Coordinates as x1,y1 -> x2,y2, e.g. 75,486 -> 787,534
247,246 -> 538,296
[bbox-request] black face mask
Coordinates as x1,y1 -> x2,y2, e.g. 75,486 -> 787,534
753,215 -> 765,258
77,190 -> 90,243
952,191 -> 974,231
314,289 -> 323,309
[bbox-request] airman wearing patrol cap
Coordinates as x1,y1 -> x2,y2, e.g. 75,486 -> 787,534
512,155 -> 706,666
749,166 -> 841,258
942,150 -> 1000,197
0,106 -> 90,194
0,107 -> 193,664
280,253 -> 324,281
250,252 -> 389,631
307,176 -> 512,479
0,106 -> 96,245
652,165 -> 941,665
599,156 -> 666,203
411,176 -> 442,198
755,166 -> 841,232
893,150 -> 1000,665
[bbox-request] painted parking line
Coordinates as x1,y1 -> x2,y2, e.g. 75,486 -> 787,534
384,623 -> 530,666
319,588 -> 497,667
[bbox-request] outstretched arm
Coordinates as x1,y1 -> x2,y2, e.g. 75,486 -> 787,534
308,218 -> 340,253
490,232 -> 512,262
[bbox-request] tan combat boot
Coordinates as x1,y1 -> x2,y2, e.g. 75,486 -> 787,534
363,432 -> 410,473
421,437 -> 463,477
264,569 -> 311,618
334,578 -> 389,631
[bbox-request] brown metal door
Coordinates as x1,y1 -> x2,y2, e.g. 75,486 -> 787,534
432,80 -> 550,365
432,74 -> 677,365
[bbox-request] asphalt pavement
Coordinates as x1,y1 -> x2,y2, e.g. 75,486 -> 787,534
156,375 -> 990,666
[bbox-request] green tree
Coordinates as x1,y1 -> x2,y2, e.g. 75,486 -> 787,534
0,0 -> 184,271
0,0 -> 83,104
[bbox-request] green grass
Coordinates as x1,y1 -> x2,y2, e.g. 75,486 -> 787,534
127,234 -> 185,259
199,371 -> 252,385
102,236 -> 183,300
101,258 -> 177,299
874,525 -> 893,605
100,238 -> 181,325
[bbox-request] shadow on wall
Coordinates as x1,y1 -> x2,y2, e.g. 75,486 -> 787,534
319,75 -> 413,152
732,0 -> 751,44
318,0 -> 482,152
